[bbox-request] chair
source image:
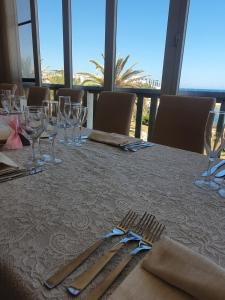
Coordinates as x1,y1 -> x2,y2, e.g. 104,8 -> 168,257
93,91 -> 136,136
27,87 -> 50,106
0,83 -> 17,95
57,88 -> 84,103
151,95 -> 216,153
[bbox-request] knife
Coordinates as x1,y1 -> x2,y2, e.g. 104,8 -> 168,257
201,160 -> 225,177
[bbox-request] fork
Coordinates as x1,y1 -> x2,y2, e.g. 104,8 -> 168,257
44,210 -> 138,289
67,212 -> 155,296
84,221 -> 166,300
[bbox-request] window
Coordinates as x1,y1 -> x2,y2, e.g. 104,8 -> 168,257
16,0 -> 35,79
37,0 -> 64,84
72,0 -> 106,86
116,0 -> 169,89
180,0 -> 225,91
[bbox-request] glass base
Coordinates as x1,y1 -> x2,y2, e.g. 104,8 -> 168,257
218,188 -> 225,198
195,179 -> 219,191
42,154 -> 62,164
25,159 -> 45,170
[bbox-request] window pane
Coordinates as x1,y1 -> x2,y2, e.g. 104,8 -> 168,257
116,0 -> 169,89
18,24 -> 35,78
38,0 -> 64,84
72,0 -> 105,86
16,0 -> 31,23
180,0 -> 225,91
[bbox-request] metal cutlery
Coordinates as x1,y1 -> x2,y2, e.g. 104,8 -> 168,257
67,213 -> 155,296
85,221 -> 165,300
44,210 -> 138,289
201,160 -> 225,177
0,167 -> 43,183
121,142 -> 154,152
215,169 -> 225,178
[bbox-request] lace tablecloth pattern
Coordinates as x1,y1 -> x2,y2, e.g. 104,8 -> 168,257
0,139 -> 224,299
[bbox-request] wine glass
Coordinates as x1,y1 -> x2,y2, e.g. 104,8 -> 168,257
58,96 -> 71,143
23,106 -> 45,169
70,103 -> 81,146
0,90 -> 13,113
78,106 -> 88,143
195,110 -> 225,190
43,101 -> 62,164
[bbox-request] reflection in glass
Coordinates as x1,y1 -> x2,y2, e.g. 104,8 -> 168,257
18,24 -> 35,78
72,0 -> 105,86
16,0 -> 31,23
38,0 -> 64,84
180,0 -> 225,90
116,0 -> 169,89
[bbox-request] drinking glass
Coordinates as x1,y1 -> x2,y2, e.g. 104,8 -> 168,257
195,110 -> 225,190
12,96 -> 27,112
58,96 -> 71,143
23,106 -> 45,169
43,101 -> 62,164
78,106 -> 88,143
0,90 -> 13,113
70,103 -> 81,146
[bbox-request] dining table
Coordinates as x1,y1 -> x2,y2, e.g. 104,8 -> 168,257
0,134 -> 225,300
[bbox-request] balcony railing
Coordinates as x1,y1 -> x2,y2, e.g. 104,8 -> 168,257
22,82 -> 225,142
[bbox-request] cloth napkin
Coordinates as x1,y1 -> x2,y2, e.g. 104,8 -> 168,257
109,237 -> 225,300
3,117 -> 23,150
89,130 -> 140,147
0,152 -> 19,175
142,237 -> 225,300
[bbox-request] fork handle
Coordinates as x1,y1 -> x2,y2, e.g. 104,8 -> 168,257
68,243 -> 124,291
86,255 -> 132,300
44,239 -> 104,289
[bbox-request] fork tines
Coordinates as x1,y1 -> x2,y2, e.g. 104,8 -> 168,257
134,212 -> 156,235
118,210 -> 138,229
144,220 -> 165,244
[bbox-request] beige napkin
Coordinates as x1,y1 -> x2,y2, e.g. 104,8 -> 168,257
0,152 -> 19,175
110,237 -> 225,300
142,237 -> 225,300
109,262 -> 194,300
89,130 -> 140,147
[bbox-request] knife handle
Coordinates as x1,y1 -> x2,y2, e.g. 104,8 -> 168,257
85,255 -> 132,300
68,243 -> 124,291
44,239 -> 104,289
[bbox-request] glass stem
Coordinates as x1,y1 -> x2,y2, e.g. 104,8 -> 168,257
51,137 -> 56,161
205,160 -> 213,182
38,137 -> 41,156
72,125 -> 76,142
64,123 -> 67,142
79,125 -> 82,142
31,139 -> 36,162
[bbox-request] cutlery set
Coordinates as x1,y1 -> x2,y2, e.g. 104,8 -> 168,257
120,141 -> 154,152
44,210 -> 165,299
0,166 -> 44,183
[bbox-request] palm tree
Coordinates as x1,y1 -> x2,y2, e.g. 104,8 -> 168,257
77,55 -> 149,88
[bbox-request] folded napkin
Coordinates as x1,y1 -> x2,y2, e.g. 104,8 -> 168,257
109,262 -> 194,300
89,130 -> 140,147
142,237 -> 225,300
110,238 -> 225,300
0,152 -> 20,175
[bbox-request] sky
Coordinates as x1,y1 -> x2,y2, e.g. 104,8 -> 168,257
18,0 -> 225,90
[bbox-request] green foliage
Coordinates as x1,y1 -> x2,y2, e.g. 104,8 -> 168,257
77,55 -> 151,88
142,113 -> 149,125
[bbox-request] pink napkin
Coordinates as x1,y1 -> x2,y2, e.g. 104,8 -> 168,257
3,117 -> 23,150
